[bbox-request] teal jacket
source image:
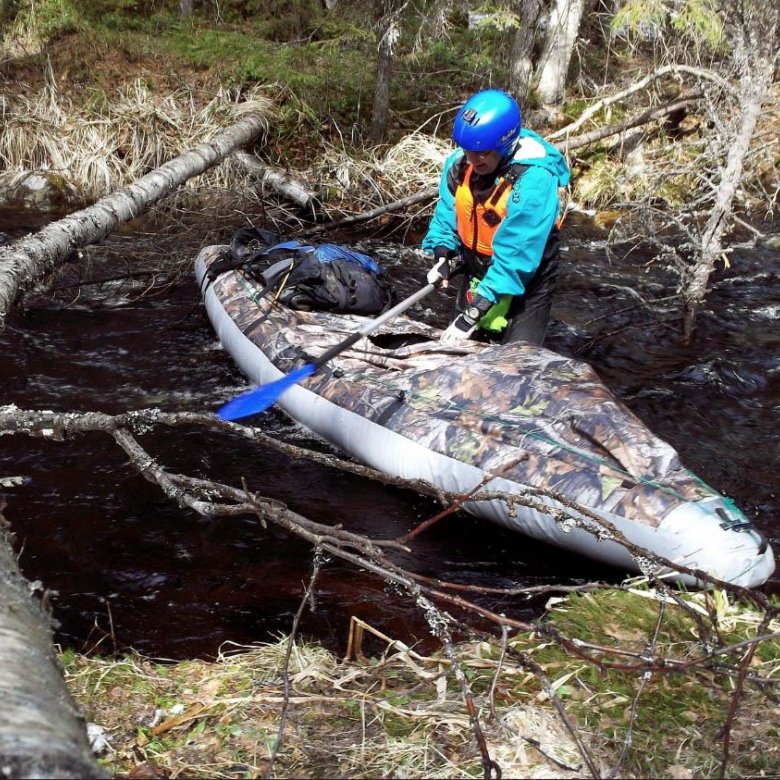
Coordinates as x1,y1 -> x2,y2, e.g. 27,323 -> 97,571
422,128 -> 571,304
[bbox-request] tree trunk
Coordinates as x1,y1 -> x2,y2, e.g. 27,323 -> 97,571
370,14 -> 398,143
560,93 -> 702,151
509,0 -> 543,101
681,3 -> 779,340
0,498 -> 106,778
369,0 -> 409,144
179,0 -> 193,18
534,0 -> 585,107
232,151 -> 321,213
204,0 -> 220,22
0,113 -> 267,329
681,76 -> 772,340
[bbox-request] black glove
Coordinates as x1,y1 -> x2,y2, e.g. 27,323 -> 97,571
440,294 -> 492,345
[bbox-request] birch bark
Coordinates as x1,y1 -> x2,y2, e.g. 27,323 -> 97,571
0,499 -> 106,778
0,113 -> 266,329
681,3 -> 779,339
534,0 -> 585,106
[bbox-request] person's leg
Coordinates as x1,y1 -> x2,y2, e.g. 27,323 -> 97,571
501,232 -> 560,346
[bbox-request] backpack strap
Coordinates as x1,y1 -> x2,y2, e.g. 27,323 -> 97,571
229,227 -> 282,261
200,228 -> 282,294
199,248 -> 248,296
200,236 -> 304,303
487,162 -> 529,206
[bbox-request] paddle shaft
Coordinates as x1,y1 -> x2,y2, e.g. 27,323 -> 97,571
216,282 -> 437,420
313,282 -> 436,369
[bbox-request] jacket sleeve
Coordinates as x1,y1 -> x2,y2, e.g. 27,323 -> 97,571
475,165 -> 560,304
421,153 -> 462,254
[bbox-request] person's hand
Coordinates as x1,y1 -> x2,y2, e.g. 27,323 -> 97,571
440,295 -> 493,346
426,246 -> 455,287
440,312 -> 478,344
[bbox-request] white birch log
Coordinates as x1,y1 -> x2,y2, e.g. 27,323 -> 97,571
534,0 -> 585,107
0,500 -> 106,778
232,150 -> 321,211
0,113 -> 267,329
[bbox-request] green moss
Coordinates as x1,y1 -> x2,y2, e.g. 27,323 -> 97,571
2,0 -> 83,46
505,586 -> 780,777
383,715 -> 418,739
59,646 -> 78,670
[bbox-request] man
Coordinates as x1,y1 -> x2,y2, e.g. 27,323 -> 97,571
423,89 -> 570,346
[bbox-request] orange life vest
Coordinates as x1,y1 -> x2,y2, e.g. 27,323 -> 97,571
454,164 -> 524,256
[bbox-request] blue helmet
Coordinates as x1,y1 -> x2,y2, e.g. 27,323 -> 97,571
452,89 -> 522,157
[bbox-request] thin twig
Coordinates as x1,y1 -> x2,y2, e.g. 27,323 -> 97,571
717,610 -> 776,780
607,600 -> 665,779
267,545 -> 325,779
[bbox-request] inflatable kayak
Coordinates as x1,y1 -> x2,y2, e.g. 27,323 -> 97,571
195,243 -> 775,588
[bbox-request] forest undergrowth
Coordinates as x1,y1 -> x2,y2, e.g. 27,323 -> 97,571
63,585 -> 780,779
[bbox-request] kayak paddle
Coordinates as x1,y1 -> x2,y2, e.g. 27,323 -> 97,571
217,282 -> 436,421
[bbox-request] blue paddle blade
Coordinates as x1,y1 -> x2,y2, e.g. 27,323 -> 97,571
217,363 -> 317,421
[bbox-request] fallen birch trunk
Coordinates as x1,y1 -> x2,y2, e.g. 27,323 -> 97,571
0,498 -> 106,778
0,113 -> 267,329
558,93 -> 702,152
232,150 -> 321,212
308,188 -> 437,233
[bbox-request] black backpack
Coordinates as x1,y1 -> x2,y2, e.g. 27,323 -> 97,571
203,228 -> 393,316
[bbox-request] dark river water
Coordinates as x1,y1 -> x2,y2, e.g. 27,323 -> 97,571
1,211 -> 778,659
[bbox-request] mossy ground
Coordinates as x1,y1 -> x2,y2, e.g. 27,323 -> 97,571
1,1 -> 490,151
62,585 -> 780,778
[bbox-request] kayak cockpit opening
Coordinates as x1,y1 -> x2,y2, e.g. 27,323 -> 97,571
367,332 -> 433,351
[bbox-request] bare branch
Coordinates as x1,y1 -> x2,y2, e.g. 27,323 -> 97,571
548,64 -> 736,142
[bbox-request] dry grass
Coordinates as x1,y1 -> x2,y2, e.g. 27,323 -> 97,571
61,586 -> 780,779
0,81 -> 274,200
63,635 -> 494,778
61,621 -> 595,779
304,131 -> 448,213
0,79 -> 448,218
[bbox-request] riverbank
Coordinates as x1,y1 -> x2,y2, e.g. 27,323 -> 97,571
2,5 -> 777,221
62,585 -> 780,778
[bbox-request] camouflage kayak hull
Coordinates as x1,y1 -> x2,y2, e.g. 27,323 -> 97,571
196,245 -> 774,588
